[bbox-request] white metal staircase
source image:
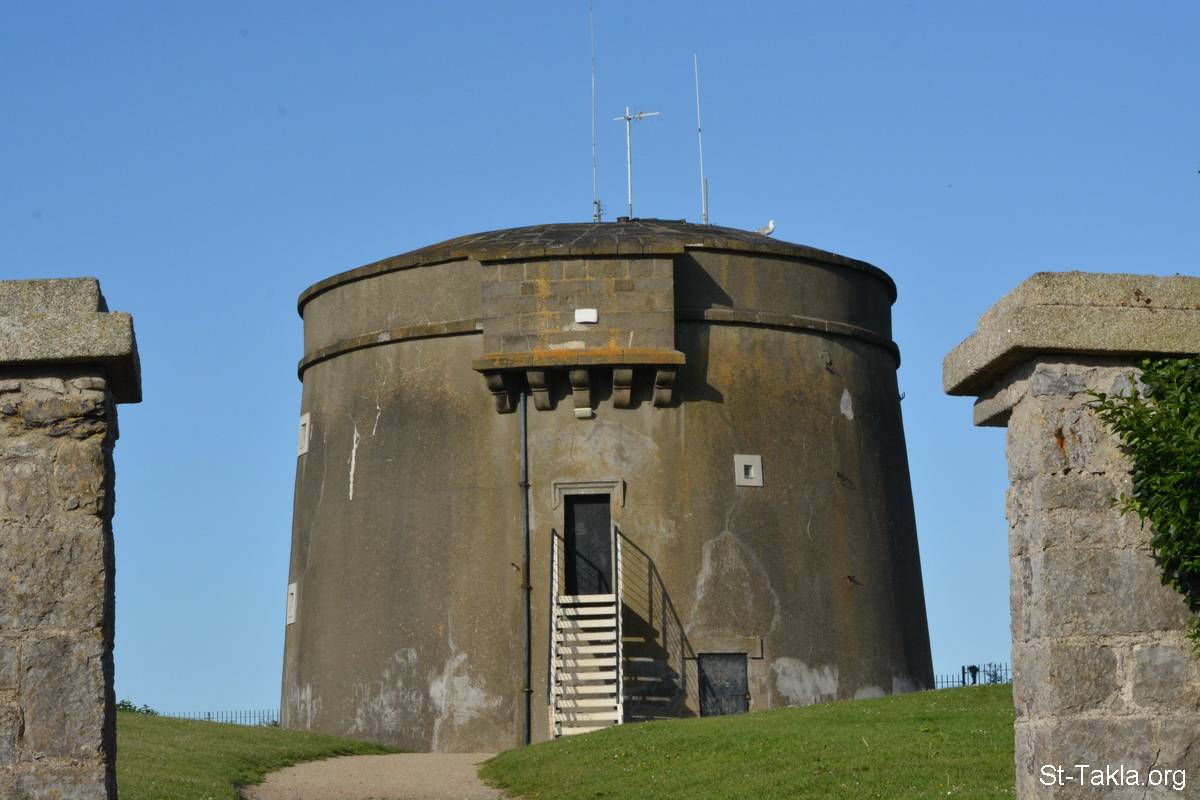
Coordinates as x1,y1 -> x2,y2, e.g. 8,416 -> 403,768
549,534 -> 623,736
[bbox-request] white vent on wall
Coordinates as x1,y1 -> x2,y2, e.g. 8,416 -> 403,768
297,413 -> 311,456
286,582 -> 298,624
734,454 -> 763,487
575,308 -> 599,324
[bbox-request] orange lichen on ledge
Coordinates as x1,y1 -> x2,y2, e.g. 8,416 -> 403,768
471,347 -> 686,372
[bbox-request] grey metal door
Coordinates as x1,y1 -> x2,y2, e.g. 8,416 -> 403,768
564,494 -> 612,595
698,653 -> 749,716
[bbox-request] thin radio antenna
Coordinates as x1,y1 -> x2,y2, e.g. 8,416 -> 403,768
693,55 -> 709,225
614,106 -> 661,219
589,1 -> 601,223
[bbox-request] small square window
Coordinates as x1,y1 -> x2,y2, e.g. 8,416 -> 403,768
733,454 -> 763,487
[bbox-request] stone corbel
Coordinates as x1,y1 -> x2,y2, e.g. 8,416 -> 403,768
473,348 -> 685,414
568,369 -> 592,416
484,371 -> 518,414
653,366 -> 676,407
612,367 -> 635,409
525,369 -> 553,411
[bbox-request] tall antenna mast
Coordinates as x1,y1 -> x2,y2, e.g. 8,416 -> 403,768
613,107 -> 661,219
589,1 -> 601,223
694,55 -> 709,225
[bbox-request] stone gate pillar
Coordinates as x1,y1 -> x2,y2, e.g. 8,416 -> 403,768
0,279 -> 140,798
945,272 -> 1200,797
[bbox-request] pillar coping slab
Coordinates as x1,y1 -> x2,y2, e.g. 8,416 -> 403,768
944,271 -> 1200,425
0,278 -> 141,403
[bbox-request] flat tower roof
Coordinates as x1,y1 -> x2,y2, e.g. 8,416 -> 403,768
299,219 -> 896,314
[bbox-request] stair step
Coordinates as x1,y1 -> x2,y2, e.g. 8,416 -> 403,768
558,670 -> 617,682
555,657 -> 616,669
557,709 -> 622,722
558,618 -> 617,630
556,631 -> 617,642
559,725 -> 611,735
557,644 -> 617,655
558,594 -> 616,604
557,605 -> 617,617
556,697 -> 620,708
553,683 -> 618,695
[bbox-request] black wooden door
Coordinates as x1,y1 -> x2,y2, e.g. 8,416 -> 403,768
698,653 -> 749,716
564,494 -> 612,595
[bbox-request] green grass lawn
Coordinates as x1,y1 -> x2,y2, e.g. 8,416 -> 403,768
482,686 -> 1015,800
117,712 -> 396,800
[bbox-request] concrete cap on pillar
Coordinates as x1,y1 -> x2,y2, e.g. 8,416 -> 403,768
944,271 -> 1200,427
0,277 -> 141,403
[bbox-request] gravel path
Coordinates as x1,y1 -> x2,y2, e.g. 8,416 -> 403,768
244,753 -> 504,800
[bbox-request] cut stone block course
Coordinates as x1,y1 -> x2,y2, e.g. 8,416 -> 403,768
478,256 -> 676,356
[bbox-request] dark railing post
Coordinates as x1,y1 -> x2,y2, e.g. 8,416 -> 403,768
929,663 -> 1012,691
547,530 -> 558,706
614,526 -> 623,725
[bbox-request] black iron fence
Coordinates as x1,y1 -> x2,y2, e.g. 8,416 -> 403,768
162,708 -> 279,726
934,662 -> 1011,689
151,666 -> 1007,726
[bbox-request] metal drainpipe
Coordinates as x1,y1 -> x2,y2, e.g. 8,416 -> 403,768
519,390 -> 532,746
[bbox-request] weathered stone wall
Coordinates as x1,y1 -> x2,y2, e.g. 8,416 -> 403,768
1003,359 -> 1199,797
0,278 -> 138,800
0,369 -> 118,798
945,272 -> 1200,798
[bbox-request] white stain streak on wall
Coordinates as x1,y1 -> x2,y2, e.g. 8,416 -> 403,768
348,425 -> 360,500
349,649 -> 423,738
854,685 -> 886,700
428,651 -> 500,752
771,658 -> 839,706
289,683 -> 321,730
840,388 -> 854,420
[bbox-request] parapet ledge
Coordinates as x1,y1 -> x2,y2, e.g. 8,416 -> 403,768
472,347 -> 686,372
0,278 -> 141,403
473,348 -> 686,415
943,271 -> 1200,427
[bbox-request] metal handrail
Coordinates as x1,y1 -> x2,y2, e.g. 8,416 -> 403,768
614,526 -> 624,725
547,530 -> 560,734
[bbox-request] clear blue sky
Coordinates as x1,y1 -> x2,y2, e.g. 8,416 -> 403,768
3,2 -> 1197,711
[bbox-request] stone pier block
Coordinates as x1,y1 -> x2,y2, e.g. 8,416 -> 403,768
0,278 -> 139,799
945,272 -> 1200,798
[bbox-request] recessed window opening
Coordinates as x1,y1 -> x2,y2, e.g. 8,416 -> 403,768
733,454 -> 763,487
297,413 -> 311,456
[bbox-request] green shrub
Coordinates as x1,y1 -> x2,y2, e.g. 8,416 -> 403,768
1090,357 -> 1200,648
116,699 -> 158,715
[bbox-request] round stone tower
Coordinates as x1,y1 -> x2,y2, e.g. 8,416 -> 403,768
281,220 -> 933,752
